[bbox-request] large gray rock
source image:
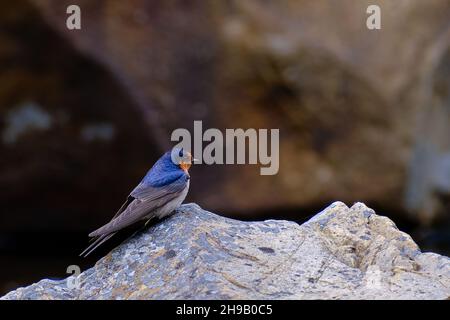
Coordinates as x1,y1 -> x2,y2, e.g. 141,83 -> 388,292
2,202 -> 449,300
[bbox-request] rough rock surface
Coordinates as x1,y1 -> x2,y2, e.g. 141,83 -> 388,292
2,202 -> 449,300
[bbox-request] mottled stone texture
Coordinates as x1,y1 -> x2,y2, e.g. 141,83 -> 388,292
2,202 -> 449,300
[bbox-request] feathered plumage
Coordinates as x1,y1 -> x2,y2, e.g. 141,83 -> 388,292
80,148 -> 193,257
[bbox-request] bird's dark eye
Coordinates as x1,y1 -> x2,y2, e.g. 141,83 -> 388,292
179,148 -> 184,157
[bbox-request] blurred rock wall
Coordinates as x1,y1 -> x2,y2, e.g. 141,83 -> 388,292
0,1 -> 158,232
2,0 -> 450,226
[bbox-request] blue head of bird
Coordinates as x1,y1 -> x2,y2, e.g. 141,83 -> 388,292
142,148 -> 194,187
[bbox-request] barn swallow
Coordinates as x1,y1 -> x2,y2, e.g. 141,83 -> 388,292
80,148 -> 194,257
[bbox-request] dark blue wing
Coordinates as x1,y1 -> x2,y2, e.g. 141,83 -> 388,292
139,170 -> 186,189
89,173 -> 189,237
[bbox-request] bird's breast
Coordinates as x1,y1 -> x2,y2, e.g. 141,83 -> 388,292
153,180 -> 190,220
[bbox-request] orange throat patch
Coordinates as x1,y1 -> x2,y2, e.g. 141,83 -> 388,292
180,162 -> 191,174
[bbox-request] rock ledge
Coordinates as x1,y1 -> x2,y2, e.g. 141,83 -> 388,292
2,202 -> 449,299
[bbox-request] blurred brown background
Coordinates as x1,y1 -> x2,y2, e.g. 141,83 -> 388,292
1,0 -> 450,295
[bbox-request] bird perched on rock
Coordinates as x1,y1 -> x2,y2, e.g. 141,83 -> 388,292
80,148 -> 194,257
